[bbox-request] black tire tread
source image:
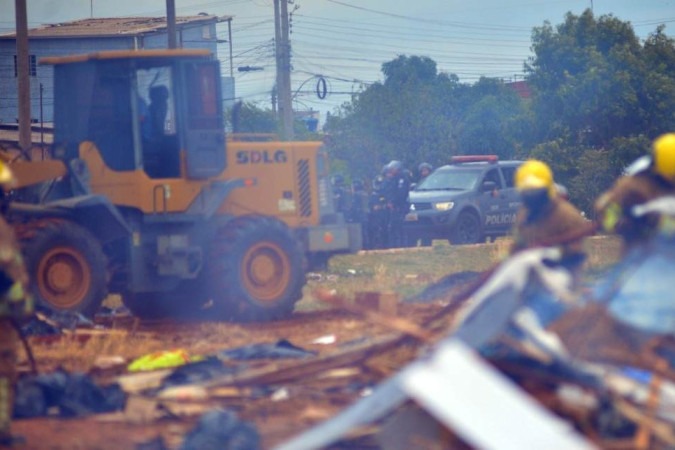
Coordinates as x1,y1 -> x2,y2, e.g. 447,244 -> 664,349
452,210 -> 483,245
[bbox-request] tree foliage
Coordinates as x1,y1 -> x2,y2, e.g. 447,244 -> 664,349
454,77 -> 531,159
323,55 -> 529,182
526,9 -> 661,147
228,101 -> 277,134
318,10 -> 675,214
523,9 -> 675,213
227,101 -> 320,140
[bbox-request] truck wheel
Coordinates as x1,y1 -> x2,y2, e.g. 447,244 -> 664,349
452,211 -> 482,245
19,219 -> 108,318
208,216 -> 306,322
122,282 -> 208,321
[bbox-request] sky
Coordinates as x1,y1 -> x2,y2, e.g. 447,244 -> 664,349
1,0 -> 675,121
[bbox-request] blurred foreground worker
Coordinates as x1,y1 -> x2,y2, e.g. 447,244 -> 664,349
0,161 -> 32,446
511,160 -> 591,265
595,133 -> 675,252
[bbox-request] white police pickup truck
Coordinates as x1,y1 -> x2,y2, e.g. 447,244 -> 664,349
404,155 -> 524,245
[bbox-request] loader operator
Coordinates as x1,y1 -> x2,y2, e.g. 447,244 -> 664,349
510,160 -> 591,268
0,161 -> 33,446
595,133 -> 675,252
142,85 -> 180,178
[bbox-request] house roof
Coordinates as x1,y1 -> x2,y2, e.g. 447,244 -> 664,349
507,80 -> 532,99
0,15 -> 231,39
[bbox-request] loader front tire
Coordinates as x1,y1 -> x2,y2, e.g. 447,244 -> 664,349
20,219 -> 108,318
208,216 -> 306,322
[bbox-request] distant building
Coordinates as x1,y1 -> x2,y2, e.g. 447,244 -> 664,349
0,15 -> 233,124
506,80 -> 532,99
296,109 -> 321,132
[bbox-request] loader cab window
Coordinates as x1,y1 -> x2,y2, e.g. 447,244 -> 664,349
87,67 -> 135,171
181,61 -> 227,179
136,66 -> 180,178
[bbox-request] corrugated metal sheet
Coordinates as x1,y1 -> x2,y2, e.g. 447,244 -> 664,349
0,15 -> 231,39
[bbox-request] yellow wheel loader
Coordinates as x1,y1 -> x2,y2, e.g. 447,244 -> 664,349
6,49 -> 360,322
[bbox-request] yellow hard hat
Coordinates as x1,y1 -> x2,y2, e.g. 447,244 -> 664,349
515,159 -> 555,197
0,160 -> 16,189
653,133 -> 675,181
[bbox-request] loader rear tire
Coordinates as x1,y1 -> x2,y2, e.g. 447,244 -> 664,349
208,216 -> 306,322
19,219 -> 108,318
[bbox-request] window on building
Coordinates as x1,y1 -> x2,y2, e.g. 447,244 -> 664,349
13,54 -> 37,77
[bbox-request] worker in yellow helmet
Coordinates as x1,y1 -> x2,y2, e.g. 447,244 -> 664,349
595,133 -> 675,252
511,160 -> 592,262
0,160 -> 32,446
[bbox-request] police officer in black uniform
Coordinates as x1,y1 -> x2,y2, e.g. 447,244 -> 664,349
381,160 -> 411,248
417,162 -> 433,184
367,168 -> 390,249
349,179 -> 370,249
331,174 -> 351,220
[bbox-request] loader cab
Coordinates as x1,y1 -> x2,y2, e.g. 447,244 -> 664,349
44,50 -> 226,181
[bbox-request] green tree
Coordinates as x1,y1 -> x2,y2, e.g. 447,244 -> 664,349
642,26 -> 675,134
323,55 -> 529,182
227,101 -> 320,140
324,55 -> 461,181
526,9 -> 648,148
525,10 -> 675,212
228,101 -> 277,134
454,77 -> 531,159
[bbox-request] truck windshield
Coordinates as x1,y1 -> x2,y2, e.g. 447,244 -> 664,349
416,169 -> 482,191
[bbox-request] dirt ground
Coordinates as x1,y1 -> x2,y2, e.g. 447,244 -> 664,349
10,299 -> 452,450
9,237 -> 625,449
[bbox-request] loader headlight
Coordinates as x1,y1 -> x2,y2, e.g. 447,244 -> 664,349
433,202 -> 454,211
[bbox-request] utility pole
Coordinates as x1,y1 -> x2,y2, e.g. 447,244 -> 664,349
273,0 -> 281,119
166,0 -> 177,49
15,0 -> 31,154
274,0 -> 293,140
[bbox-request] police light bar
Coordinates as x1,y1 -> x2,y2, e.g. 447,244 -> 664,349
451,155 -> 498,164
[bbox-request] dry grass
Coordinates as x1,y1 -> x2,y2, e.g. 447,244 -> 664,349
299,234 -> 622,308
29,331 -> 165,373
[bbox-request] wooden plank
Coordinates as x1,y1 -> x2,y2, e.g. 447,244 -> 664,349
314,288 -> 433,343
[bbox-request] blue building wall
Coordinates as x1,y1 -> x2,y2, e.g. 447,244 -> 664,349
0,23 -> 218,123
